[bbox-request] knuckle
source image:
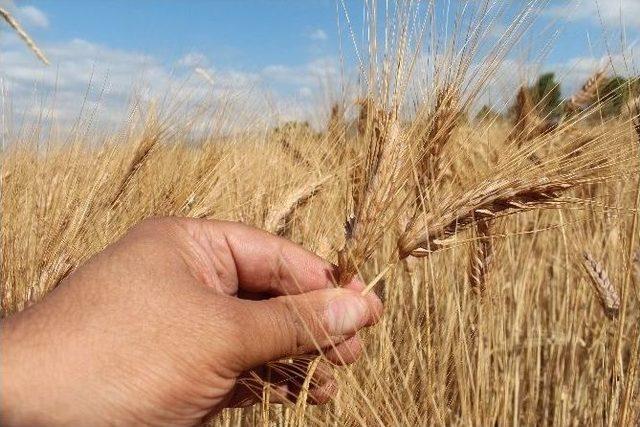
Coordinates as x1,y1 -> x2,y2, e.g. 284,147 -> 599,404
137,216 -> 177,231
271,297 -> 307,355
131,216 -> 191,242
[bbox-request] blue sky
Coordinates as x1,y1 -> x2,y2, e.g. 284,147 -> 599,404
1,0 -> 639,128
21,1 -> 342,70
16,1 -> 638,70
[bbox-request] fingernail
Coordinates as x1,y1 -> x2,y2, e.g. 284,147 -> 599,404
325,293 -> 368,336
347,276 -> 366,289
365,293 -> 384,321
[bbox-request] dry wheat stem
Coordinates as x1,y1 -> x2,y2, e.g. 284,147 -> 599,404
0,7 -> 49,65
633,249 -> 640,285
633,107 -> 640,141
581,252 -> 620,319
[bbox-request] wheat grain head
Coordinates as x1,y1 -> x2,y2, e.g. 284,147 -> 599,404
581,252 -> 620,319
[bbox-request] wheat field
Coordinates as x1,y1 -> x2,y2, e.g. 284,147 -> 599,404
2,1 -> 640,425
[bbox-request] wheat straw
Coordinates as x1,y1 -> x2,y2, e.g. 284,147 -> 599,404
633,249 -> 640,285
0,7 -> 49,65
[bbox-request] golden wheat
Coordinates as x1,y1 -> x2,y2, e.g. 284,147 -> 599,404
566,69 -> 608,113
265,175 -> 330,237
467,220 -> 493,295
2,2 -> 640,425
581,252 -> 620,319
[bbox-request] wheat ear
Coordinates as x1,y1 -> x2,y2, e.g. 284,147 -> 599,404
277,133 -> 308,167
581,252 -> 620,319
0,7 -> 49,65
416,86 -> 461,186
349,97 -> 376,216
399,177 -> 572,257
507,86 -> 543,147
337,109 -> 408,286
632,99 -> 640,138
327,103 -> 346,146
194,67 -> 214,86
467,220 -> 493,295
265,175 -> 330,236
110,131 -> 161,208
565,70 -> 608,113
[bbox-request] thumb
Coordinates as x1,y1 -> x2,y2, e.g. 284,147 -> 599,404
230,288 -> 382,370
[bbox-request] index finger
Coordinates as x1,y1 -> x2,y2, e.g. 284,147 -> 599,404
194,219 -> 363,296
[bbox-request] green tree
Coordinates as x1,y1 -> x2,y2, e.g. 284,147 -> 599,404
507,73 -> 563,122
600,76 -> 630,117
532,72 -> 562,118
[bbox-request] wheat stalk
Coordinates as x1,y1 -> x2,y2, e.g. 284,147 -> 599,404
581,252 -> 620,319
0,7 -> 49,65
632,249 -> 640,286
265,175 -> 330,236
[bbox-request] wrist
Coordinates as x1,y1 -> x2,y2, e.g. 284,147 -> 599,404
2,309 -> 59,426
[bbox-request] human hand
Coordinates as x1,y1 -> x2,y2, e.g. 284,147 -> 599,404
1,218 -> 383,426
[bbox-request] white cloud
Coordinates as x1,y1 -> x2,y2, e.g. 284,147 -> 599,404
177,52 -> 208,68
0,32 -> 340,132
262,57 -> 338,86
309,28 -> 328,41
298,86 -> 312,98
17,5 -> 49,28
547,47 -> 640,91
549,0 -> 640,28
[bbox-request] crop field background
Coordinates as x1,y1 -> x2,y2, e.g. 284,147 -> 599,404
2,1 -> 640,425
